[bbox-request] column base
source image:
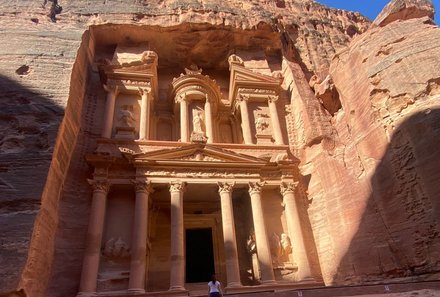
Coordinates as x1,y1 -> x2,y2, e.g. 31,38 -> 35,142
261,279 -> 277,285
297,276 -> 316,282
226,282 -> 242,288
169,286 -> 186,291
128,288 -> 146,294
76,292 -> 96,297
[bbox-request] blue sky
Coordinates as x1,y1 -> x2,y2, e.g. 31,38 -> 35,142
316,0 -> 439,24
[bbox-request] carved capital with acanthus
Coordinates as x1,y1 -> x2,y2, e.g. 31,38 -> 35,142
176,92 -> 187,104
88,179 -> 111,193
103,84 -> 119,95
238,93 -> 250,102
248,181 -> 266,195
280,182 -> 299,196
218,182 -> 235,194
169,181 -> 187,193
138,87 -> 151,97
268,95 -> 279,104
131,179 -> 154,194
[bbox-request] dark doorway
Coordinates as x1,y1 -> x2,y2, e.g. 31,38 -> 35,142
185,228 -> 215,283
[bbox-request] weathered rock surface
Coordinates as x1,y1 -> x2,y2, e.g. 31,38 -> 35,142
301,0 -> 440,286
374,0 -> 434,26
0,0 -> 439,296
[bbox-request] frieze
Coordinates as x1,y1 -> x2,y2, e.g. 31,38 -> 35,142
137,168 -> 260,179
238,88 -> 277,95
119,147 -> 136,155
108,79 -> 151,87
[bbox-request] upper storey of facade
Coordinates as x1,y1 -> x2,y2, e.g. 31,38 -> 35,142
96,43 -> 288,149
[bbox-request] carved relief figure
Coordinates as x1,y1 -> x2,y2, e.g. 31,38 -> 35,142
103,237 -> 130,260
193,110 -> 204,133
281,233 -> 292,255
246,231 -> 260,281
118,105 -> 135,127
270,232 -> 282,265
255,113 -> 269,134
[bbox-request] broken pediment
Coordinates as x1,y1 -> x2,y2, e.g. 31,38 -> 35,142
228,61 -> 282,104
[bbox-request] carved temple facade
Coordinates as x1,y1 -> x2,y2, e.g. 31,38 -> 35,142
78,44 -> 321,297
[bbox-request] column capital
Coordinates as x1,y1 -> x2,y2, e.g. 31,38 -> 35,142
268,95 -> 279,103
280,181 -> 299,195
138,87 -> 151,97
103,84 -> 119,95
87,179 -> 110,193
238,93 -> 250,102
218,182 -> 235,194
131,180 -> 154,194
248,181 -> 266,195
176,92 -> 188,103
169,181 -> 187,193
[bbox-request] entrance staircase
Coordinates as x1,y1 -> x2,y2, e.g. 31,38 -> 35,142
96,281 -> 440,297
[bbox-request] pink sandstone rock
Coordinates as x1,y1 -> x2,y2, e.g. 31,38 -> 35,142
0,0 -> 439,297
373,0 -> 435,26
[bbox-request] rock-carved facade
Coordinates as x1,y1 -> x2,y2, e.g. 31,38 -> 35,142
78,44 -> 319,296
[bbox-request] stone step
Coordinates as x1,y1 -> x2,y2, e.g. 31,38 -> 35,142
96,281 -> 440,297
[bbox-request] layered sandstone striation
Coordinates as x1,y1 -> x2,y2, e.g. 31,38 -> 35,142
300,0 -> 440,285
0,0 -> 439,296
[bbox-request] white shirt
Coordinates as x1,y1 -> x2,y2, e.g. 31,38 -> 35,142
208,281 -> 220,293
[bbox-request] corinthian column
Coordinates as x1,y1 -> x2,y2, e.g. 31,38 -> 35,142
268,95 -> 284,145
280,182 -> 312,281
178,95 -> 189,142
128,180 -> 153,293
248,182 -> 276,284
218,182 -> 241,288
205,95 -> 214,143
138,88 -> 151,140
77,180 -> 111,297
169,181 -> 186,291
102,85 -> 119,138
238,94 -> 253,144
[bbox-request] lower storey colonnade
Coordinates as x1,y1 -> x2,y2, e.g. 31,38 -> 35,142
76,179 -> 312,296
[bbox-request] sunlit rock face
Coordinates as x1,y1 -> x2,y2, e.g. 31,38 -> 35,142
302,0 -> 440,285
0,0 -> 439,296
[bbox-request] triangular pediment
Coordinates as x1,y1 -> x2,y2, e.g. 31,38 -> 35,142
231,65 -> 280,85
127,144 -> 269,165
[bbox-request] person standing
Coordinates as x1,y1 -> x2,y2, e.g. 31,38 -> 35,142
207,275 -> 223,297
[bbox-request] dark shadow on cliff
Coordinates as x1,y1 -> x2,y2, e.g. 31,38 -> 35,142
333,108 -> 440,284
0,74 -> 64,293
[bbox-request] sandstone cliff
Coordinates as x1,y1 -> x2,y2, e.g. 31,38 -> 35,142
0,0 -> 439,296
300,0 -> 440,285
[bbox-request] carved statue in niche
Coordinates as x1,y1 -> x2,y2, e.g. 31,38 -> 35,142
118,105 -> 135,127
246,231 -> 260,281
193,110 -> 203,133
191,109 -> 207,143
255,113 -> 270,134
281,233 -> 292,255
103,237 -> 130,260
270,232 -> 282,265
115,105 -> 136,140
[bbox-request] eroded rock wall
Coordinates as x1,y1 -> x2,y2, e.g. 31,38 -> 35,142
301,6 -> 440,284
5,0 -> 439,296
